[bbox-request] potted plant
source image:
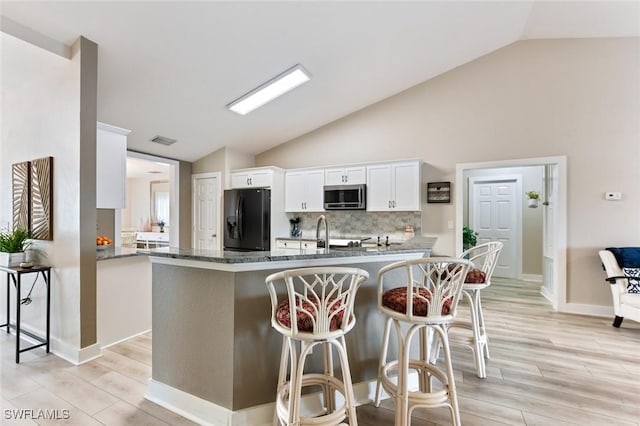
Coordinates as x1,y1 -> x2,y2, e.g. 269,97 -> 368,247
526,191 -> 540,208
463,226 -> 478,250
0,228 -> 31,267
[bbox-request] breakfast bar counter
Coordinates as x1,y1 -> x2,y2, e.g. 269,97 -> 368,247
145,237 -> 436,425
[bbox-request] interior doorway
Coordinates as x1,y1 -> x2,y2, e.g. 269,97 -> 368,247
192,172 -> 221,250
118,151 -> 179,248
456,156 -> 567,311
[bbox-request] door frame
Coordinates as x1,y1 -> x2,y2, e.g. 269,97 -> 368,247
456,156 -> 567,311
468,174 -> 523,279
191,172 -> 222,250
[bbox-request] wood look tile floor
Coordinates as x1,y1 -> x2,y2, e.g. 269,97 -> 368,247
2,277 -> 639,425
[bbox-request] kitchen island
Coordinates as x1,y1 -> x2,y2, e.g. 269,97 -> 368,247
145,237 -> 436,426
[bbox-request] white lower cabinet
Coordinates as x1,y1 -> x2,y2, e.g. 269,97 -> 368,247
366,161 -> 421,211
285,169 -> 325,212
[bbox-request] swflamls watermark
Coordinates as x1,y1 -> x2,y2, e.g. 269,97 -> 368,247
4,409 -> 70,420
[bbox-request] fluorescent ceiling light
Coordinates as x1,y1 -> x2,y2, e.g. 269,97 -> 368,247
227,64 -> 310,115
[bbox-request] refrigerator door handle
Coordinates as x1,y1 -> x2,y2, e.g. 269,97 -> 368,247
236,195 -> 243,240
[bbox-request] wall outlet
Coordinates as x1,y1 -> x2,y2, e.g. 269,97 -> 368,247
605,192 -> 622,201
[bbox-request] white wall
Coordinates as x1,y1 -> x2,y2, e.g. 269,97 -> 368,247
122,176 -> 162,231
257,38 -> 640,308
0,33 -> 86,358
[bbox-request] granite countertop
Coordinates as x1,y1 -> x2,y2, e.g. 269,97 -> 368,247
96,246 -> 144,261
144,236 -> 437,264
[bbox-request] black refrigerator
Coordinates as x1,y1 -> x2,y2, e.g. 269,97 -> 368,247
223,188 -> 271,251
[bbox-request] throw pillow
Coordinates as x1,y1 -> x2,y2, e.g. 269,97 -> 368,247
606,247 -> 640,268
622,267 -> 640,294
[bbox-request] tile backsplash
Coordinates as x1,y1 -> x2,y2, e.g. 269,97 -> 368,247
287,211 -> 422,242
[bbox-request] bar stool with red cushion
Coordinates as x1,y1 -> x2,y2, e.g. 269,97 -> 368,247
374,258 -> 472,426
452,241 -> 503,378
266,267 -> 369,426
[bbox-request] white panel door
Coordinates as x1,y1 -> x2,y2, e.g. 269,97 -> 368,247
193,174 -> 219,250
471,180 -> 518,278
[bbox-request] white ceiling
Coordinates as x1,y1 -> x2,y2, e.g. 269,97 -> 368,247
2,1 -> 639,163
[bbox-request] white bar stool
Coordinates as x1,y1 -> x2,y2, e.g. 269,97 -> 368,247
266,267 -> 369,426
374,258 -> 471,426
451,241 -> 503,378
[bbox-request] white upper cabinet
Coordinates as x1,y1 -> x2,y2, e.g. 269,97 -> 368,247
231,168 -> 274,188
324,166 -> 366,186
97,122 -> 130,209
366,160 -> 421,211
285,169 -> 325,212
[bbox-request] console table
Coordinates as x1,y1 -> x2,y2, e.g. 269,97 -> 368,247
0,265 -> 51,363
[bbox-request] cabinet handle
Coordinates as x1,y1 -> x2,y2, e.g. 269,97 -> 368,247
246,178 -> 250,185
393,200 -> 396,208
388,201 -> 391,208
211,234 -> 217,237
284,242 -> 287,247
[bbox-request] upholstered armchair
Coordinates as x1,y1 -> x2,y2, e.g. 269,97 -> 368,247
598,248 -> 640,327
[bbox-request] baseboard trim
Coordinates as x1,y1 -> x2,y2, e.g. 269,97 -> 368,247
539,286 -> 554,304
53,341 -> 102,365
100,329 -> 152,350
146,374 -> 420,426
521,274 -> 543,282
559,302 -> 612,318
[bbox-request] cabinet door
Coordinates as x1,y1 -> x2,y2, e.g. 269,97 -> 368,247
231,172 -> 251,188
393,162 -> 421,211
366,164 -> 393,211
324,168 -> 346,186
97,125 -> 127,208
304,169 -> 325,211
249,170 -> 273,188
285,172 -> 307,212
344,167 -> 366,184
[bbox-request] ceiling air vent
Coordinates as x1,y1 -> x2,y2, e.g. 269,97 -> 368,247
150,135 -> 177,146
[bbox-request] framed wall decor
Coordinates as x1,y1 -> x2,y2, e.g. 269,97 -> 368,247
30,156 -> 54,240
12,161 -> 31,231
427,182 -> 451,204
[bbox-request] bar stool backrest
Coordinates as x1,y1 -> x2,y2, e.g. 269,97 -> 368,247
460,241 -> 503,283
266,267 -> 369,340
377,258 -> 472,323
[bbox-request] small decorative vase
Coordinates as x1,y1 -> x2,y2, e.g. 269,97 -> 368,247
528,199 -> 539,208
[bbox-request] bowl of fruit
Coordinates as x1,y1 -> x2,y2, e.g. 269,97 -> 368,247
96,235 -> 113,251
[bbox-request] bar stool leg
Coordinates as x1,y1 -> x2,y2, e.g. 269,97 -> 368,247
467,289 -> 486,378
336,336 -> 358,426
322,341 -> 335,413
436,324 -> 461,426
374,316 -> 393,407
475,291 -> 490,359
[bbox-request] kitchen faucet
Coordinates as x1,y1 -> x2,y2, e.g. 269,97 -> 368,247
316,215 -> 330,250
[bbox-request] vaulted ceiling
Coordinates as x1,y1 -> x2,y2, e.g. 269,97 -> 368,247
2,1 -> 639,162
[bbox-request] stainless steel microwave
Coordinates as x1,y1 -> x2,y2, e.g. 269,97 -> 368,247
323,184 -> 366,210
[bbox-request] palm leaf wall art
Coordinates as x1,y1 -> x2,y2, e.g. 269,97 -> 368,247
12,161 -> 31,231
30,156 -> 53,240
